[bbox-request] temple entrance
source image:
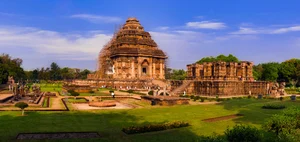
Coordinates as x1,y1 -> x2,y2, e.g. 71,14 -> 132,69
141,59 -> 149,76
142,67 -> 147,74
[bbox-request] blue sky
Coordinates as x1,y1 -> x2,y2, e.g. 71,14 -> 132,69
1,0 -> 300,70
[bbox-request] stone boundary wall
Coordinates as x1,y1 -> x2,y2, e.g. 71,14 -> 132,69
193,80 -> 268,96
72,79 -> 152,89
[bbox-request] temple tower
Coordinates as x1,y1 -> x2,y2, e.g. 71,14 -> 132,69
96,17 -> 167,80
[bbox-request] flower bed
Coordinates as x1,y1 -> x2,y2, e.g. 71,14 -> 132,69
262,104 -> 286,109
122,121 -> 190,134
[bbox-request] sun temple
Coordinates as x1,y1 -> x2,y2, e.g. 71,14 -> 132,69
88,17 -> 167,80
80,17 -> 279,97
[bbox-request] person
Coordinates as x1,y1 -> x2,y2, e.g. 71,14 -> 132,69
183,91 -> 186,96
111,92 -> 115,98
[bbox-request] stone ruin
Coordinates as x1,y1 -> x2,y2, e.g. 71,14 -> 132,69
268,82 -> 287,97
168,61 -> 275,97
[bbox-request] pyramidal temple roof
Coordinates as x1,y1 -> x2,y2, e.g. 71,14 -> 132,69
108,17 -> 167,58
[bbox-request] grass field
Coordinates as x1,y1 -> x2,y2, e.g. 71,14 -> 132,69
0,99 -> 299,141
39,83 -> 62,92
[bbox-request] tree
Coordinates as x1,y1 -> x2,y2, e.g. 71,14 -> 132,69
15,102 -> 29,116
70,91 -> 80,99
50,62 -> 61,80
170,69 -> 186,80
253,64 -> 263,80
196,54 -> 239,64
0,54 -> 26,84
261,62 -> 280,81
79,69 -> 91,79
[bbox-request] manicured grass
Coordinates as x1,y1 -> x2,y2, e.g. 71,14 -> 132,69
42,97 -> 49,107
40,83 -> 62,92
0,99 -> 299,142
65,98 -> 88,103
79,92 -> 109,96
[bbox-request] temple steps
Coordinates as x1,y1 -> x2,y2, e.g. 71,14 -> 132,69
170,80 -> 193,96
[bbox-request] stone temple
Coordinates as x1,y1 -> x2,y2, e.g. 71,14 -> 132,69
88,17 -> 167,80
181,61 -> 268,96
80,17 -> 278,97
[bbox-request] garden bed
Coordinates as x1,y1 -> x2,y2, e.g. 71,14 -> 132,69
122,121 -> 190,134
202,114 -> 244,122
16,132 -> 101,139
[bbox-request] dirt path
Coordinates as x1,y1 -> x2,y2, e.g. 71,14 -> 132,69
202,114 -> 244,122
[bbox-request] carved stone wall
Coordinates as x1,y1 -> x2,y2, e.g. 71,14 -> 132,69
187,61 -> 254,81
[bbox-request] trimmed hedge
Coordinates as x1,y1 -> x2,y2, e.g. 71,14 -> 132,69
262,104 -> 286,109
122,121 -> 190,134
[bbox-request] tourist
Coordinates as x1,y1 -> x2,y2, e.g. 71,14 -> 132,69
111,92 -> 115,98
183,91 -> 186,96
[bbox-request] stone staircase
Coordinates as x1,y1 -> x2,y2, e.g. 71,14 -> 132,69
170,80 -> 193,96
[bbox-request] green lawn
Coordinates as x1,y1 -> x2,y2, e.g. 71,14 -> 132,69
65,98 -> 88,103
39,83 -> 62,92
0,99 -> 299,142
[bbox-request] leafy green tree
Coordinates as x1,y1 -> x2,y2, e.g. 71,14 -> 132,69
70,91 -> 80,99
253,64 -> 263,80
261,62 -> 280,81
196,54 -> 239,64
79,69 -> 91,79
50,62 -> 61,80
15,102 -> 29,116
0,54 -> 26,84
170,69 -> 186,80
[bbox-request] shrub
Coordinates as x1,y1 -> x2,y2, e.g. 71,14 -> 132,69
127,89 -> 134,94
148,90 -> 154,95
122,121 -> 190,134
226,98 -> 231,101
109,90 -> 114,93
190,95 -> 195,99
89,90 -> 95,94
248,95 -> 252,99
264,114 -> 296,135
200,97 -> 206,102
279,97 -> 284,101
15,102 -> 29,116
262,104 -> 286,109
193,96 -> 200,101
70,91 -> 80,99
225,124 -> 262,142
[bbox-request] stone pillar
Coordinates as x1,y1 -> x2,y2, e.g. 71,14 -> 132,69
149,61 -> 153,78
131,61 -> 134,78
153,62 -> 156,76
160,62 -> 163,79
138,64 -> 141,78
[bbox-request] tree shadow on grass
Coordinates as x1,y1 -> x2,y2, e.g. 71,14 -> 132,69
0,111 -> 213,142
216,99 -> 300,126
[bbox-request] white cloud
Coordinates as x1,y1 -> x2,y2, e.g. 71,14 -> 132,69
70,14 -> 121,23
272,26 -> 300,34
0,26 -> 112,60
230,27 -> 258,35
186,21 -> 226,29
156,26 -> 169,30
